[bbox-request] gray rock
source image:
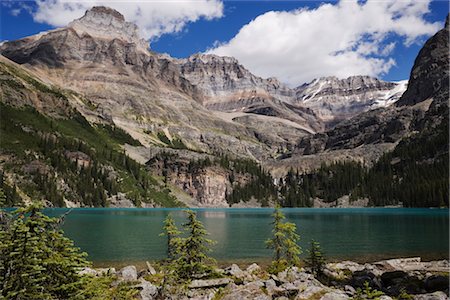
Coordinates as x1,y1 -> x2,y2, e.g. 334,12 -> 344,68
79,267 -> 98,276
295,286 -> 326,300
320,291 -> 350,300
222,282 -> 271,300
146,261 -> 157,275
379,296 -> 394,300
135,279 -> 158,300
225,264 -> 244,277
188,278 -> 232,289
344,285 -> 356,296
97,267 -> 116,276
413,291 -> 449,300
119,265 -> 138,281
246,263 -> 261,274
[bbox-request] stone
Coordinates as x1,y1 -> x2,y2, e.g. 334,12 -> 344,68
381,270 -> 408,286
97,267 -> 116,276
146,261 -> 157,275
413,291 -> 449,300
320,291 -> 350,300
246,263 -> 261,274
188,278 -> 232,289
119,265 -> 138,281
135,279 -> 158,300
225,264 -> 244,277
379,296 -> 394,300
222,282 -> 271,300
425,275 -> 450,292
295,286 -> 326,300
79,267 -> 98,276
344,285 -> 356,296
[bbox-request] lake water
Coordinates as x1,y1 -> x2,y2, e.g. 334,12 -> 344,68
44,208 -> 449,264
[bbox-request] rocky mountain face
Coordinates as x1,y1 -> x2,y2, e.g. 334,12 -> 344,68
396,15 -> 449,107
295,76 -> 407,126
0,7 -> 447,208
271,15 -> 449,177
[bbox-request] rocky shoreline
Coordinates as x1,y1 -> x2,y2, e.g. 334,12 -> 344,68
80,257 -> 449,300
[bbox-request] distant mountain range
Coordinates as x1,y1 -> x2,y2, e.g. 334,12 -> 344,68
0,7 -> 447,208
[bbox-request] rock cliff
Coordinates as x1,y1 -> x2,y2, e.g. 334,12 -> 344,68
396,14 -> 449,106
295,76 -> 407,126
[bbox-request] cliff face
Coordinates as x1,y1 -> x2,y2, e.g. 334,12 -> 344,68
396,14 -> 449,107
295,76 -> 407,126
274,18 -> 449,176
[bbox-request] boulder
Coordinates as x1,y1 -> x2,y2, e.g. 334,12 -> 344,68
413,291 -> 449,300
79,267 -> 99,276
224,264 -> 244,277
344,285 -> 356,296
320,291 -> 350,299
222,282 -> 271,300
425,275 -> 450,292
295,286 -> 326,299
351,270 -> 381,289
146,261 -> 157,275
119,265 -> 138,281
97,267 -> 116,276
381,270 -> 408,286
135,279 -> 158,300
246,263 -> 261,274
188,278 -> 232,289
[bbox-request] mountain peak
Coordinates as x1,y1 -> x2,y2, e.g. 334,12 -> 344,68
68,6 -> 148,50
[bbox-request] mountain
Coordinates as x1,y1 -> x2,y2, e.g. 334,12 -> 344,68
0,7 -> 447,208
295,76 -> 407,127
269,15 -> 449,207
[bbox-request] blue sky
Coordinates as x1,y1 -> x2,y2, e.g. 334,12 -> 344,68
1,1 -> 448,86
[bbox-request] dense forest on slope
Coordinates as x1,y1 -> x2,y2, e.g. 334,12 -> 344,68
280,113 -> 449,208
0,103 -> 181,207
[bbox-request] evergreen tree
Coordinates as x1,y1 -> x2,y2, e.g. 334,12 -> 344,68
0,202 -> 89,299
305,240 -> 326,277
160,213 -> 181,261
172,210 -> 216,280
0,188 -> 5,207
266,207 -> 302,273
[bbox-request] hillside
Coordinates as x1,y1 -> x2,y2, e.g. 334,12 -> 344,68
0,8 -> 448,208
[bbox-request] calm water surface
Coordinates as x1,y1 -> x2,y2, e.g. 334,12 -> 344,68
44,208 -> 449,264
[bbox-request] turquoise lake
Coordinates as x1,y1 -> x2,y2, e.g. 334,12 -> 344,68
44,208 -> 449,264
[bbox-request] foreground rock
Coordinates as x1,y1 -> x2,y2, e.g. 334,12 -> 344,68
79,258 -> 449,300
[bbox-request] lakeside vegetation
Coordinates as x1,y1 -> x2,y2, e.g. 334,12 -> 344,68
2,203 -> 445,299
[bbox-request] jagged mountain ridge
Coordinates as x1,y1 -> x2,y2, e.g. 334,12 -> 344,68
270,15 -> 449,177
0,6 -> 408,151
2,6 -> 446,208
295,76 -> 407,126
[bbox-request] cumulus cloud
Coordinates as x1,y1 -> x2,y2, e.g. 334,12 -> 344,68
30,0 -> 223,40
208,0 -> 441,86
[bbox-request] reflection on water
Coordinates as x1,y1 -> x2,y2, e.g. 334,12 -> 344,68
44,208 -> 449,263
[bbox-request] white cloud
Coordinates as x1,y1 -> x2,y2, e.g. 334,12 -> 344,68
208,0 -> 441,86
31,0 -> 223,40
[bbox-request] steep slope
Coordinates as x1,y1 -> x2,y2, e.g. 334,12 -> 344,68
0,7 -> 321,157
396,15 -> 449,106
295,76 -> 407,126
0,57 -> 181,207
175,53 -> 323,136
0,7 -> 273,159
269,15 -> 449,207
